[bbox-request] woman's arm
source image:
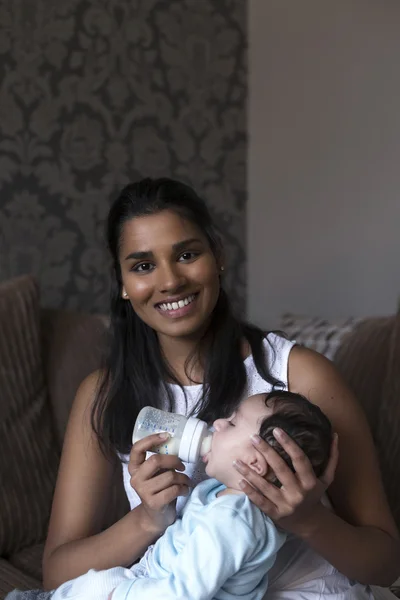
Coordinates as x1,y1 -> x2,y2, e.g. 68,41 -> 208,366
234,346 -> 400,587
43,372 -> 190,589
42,372 -> 155,588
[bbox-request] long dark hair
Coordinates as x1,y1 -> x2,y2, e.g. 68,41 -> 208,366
92,178 -> 283,458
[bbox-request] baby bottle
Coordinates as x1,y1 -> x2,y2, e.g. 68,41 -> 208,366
132,406 -> 213,463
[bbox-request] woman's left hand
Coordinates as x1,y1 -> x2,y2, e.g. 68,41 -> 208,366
233,429 -> 339,536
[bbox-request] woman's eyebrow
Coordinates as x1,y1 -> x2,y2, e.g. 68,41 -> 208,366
125,250 -> 153,261
172,238 -> 202,252
124,238 -> 202,261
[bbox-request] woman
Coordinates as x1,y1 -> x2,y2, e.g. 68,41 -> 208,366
43,178 -> 400,598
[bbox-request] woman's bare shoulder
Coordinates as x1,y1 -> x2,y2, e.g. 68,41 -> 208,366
72,368 -> 106,416
287,344 -> 370,435
78,368 -> 105,395
288,345 -> 346,405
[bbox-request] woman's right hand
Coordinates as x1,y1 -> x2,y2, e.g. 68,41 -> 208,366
128,433 -> 191,535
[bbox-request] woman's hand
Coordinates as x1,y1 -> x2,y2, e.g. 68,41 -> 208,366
128,433 -> 191,535
233,429 -> 339,536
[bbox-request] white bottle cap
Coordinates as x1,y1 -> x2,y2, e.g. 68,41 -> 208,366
179,417 -> 208,463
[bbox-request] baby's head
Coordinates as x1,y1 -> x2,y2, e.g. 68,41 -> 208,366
203,391 -> 332,490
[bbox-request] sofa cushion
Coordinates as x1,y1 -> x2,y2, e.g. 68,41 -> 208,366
334,316 -> 394,438
9,542 -> 44,584
40,309 -> 108,449
279,313 -> 361,361
378,314 -> 400,529
0,558 -> 40,598
0,276 -> 59,557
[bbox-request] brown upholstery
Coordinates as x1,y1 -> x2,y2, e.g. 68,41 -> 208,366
0,292 -> 129,597
9,544 -> 45,584
40,309 -> 109,449
334,316 -> 394,439
0,560 -> 40,597
0,276 -> 59,558
333,315 -> 400,530
378,315 -> 400,527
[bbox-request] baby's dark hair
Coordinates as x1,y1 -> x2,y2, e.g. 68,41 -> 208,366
258,391 -> 333,486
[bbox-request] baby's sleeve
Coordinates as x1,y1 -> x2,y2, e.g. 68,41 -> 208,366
111,505 -> 284,600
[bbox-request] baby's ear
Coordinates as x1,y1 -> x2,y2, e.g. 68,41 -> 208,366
247,447 -> 268,477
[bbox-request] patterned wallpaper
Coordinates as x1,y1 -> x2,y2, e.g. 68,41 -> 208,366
0,0 -> 247,314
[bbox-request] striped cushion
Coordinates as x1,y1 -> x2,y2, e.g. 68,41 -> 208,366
333,315 -> 400,532
334,317 -> 394,437
9,543 -> 45,584
0,276 -> 59,556
279,313 -> 361,360
0,558 -> 40,598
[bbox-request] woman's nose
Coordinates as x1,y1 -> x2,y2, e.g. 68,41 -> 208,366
158,263 -> 186,293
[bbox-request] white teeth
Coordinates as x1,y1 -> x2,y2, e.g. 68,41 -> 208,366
158,294 -> 196,312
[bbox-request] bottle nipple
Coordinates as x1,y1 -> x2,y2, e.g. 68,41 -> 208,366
200,432 -> 213,456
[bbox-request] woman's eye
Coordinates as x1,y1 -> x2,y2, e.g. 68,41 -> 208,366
179,251 -> 198,262
132,262 -> 154,273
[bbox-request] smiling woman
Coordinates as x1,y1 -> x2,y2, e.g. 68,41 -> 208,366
41,177 -> 400,600
119,211 -> 221,344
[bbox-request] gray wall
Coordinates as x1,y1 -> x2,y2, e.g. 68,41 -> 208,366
0,0 -> 246,314
248,0 -> 400,328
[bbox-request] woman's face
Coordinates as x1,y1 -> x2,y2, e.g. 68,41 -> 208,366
119,210 -> 221,342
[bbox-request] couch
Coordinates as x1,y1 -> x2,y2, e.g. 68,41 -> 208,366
0,275 -> 399,599
0,276 -> 128,599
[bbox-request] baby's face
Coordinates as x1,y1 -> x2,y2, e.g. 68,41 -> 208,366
203,394 -> 273,491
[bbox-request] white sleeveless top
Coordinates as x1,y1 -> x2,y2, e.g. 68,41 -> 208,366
120,333 -> 373,600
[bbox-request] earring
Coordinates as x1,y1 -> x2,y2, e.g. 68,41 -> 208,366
122,290 -> 128,298
220,266 -> 225,272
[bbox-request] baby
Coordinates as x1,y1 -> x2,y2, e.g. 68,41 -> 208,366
51,390 -> 333,600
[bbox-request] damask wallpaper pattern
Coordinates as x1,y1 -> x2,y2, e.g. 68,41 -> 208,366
0,0 -> 246,314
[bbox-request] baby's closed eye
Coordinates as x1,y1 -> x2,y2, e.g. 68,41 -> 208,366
227,411 -> 237,425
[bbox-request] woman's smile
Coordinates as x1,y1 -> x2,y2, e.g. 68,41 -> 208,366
155,292 -> 199,318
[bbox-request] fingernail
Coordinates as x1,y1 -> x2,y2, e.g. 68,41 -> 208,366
159,432 -> 169,440
273,428 -> 284,439
233,459 -> 245,469
238,479 -> 246,490
251,434 -> 261,444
